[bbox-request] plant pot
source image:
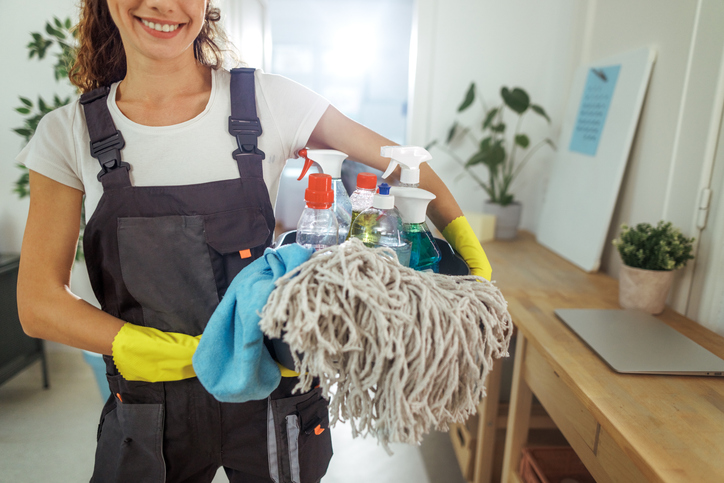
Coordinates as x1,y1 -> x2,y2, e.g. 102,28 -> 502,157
618,264 -> 675,315
483,201 -> 522,240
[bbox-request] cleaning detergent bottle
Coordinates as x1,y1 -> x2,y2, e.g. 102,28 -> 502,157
348,183 -> 411,267
381,145 -> 433,188
348,172 -> 378,228
390,187 -> 442,272
297,149 -> 352,244
296,173 -> 339,251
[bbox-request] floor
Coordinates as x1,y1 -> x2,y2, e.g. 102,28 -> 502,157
0,345 -> 467,483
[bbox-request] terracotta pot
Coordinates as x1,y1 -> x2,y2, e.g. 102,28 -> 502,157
483,201 -> 522,240
618,264 -> 675,315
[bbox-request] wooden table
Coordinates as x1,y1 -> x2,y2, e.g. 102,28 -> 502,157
480,232 -> 724,482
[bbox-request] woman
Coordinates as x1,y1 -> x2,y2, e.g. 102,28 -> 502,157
16,0 -> 491,481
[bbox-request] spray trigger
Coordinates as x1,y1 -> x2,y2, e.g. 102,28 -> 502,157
296,148 -> 317,181
382,160 -> 399,179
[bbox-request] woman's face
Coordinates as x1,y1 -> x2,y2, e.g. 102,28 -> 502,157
106,0 -> 209,64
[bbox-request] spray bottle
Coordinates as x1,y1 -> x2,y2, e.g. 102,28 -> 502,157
381,145 -> 432,188
390,187 -> 442,272
296,173 -> 339,251
348,183 -> 411,267
297,149 -> 352,244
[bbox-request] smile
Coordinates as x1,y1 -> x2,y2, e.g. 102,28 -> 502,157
141,19 -> 181,32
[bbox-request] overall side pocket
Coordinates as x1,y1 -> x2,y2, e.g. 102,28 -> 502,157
91,375 -> 166,483
268,389 -> 333,483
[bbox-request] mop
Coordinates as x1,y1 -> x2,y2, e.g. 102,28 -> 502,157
258,238 -> 513,448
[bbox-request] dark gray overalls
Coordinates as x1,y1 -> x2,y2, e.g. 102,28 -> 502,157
79,68 -> 332,483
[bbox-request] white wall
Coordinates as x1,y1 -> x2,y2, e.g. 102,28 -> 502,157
585,0 -> 724,320
0,0 -> 77,254
408,0 -> 587,233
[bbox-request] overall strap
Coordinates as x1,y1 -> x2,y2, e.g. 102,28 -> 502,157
79,87 -> 131,189
229,68 -> 265,178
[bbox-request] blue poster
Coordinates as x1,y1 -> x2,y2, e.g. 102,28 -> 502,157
569,65 -> 621,156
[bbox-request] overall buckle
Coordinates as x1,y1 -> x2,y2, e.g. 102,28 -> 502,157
90,131 -> 129,180
229,117 -> 265,159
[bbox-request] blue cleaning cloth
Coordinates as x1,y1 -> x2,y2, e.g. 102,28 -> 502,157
193,243 -> 313,402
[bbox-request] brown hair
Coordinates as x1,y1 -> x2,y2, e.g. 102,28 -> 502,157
70,1 -> 227,92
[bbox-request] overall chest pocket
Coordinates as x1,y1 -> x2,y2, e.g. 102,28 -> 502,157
117,208 -> 270,335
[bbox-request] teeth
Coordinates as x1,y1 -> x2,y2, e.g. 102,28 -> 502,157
141,19 -> 179,32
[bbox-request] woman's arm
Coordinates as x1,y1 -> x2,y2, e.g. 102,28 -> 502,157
307,105 -> 463,233
17,170 -> 124,355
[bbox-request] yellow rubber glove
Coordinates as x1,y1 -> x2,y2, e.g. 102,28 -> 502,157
112,323 -> 201,382
442,215 -> 493,281
276,361 -> 299,378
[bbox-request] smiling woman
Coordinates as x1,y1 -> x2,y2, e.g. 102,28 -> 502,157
14,0 -> 489,481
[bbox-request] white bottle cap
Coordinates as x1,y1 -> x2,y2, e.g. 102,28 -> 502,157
381,146 -> 432,185
373,183 -> 395,209
390,187 -> 436,223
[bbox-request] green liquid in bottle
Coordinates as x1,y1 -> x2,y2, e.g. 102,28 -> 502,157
405,223 -> 441,272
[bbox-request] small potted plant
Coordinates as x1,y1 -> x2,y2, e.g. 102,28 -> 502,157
428,82 -> 555,239
612,221 -> 695,314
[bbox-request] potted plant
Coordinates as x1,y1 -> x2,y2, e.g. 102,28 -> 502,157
612,221 -> 695,314
428,82 -> 555,239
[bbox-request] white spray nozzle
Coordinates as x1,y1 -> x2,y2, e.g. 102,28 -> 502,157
297,149 -> 348,180
381,146 -> 433,185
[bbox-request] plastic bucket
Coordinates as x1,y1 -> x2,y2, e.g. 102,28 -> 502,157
82,350 -> 111,402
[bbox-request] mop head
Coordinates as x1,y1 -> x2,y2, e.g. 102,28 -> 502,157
258,238 -> 513,448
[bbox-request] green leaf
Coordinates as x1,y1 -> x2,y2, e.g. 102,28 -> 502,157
19,97 -> 33,107
501,87 -> 530,114
545,138 -> 557,150
54,17 -> 63,28
531,104 -> 551,123
15,107 -> 31,114
515,134 -> 530,148
446,122 -> 458,144
13,128 -> 33,137
482,107 -> 499,130
465,151 -> 486,167
479,136 -> 493,151
490,123 -> 506,133
65,18 -> 72,29
458,82 -> 475,112
38,97 -> 48,112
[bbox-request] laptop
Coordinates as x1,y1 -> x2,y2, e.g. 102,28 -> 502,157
555,308 -> 724,376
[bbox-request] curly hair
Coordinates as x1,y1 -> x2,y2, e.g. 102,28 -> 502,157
70,1 -> 227,92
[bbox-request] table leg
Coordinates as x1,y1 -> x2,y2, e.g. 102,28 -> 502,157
501,334 -> 533,483
473,357 -> 503,483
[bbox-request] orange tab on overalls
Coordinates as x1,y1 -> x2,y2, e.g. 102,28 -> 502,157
239,249 -> 252,259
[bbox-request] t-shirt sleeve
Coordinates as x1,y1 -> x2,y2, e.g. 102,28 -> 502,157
15,101 -> 84,192
256,72 -> 330,160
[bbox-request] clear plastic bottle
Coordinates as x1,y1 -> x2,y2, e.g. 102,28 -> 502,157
348,183 -> 411,267
296,149 -> 352,244
296,173 -> 339,251
347,172 -> 377,238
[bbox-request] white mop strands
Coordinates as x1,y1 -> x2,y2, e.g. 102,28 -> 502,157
258,238 -> 513,448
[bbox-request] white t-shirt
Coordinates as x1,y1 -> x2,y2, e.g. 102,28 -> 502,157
17,69 -> 330,218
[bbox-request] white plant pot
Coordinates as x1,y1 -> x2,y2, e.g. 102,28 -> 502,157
618,264 -> 675,315
483,201 -> 522,240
